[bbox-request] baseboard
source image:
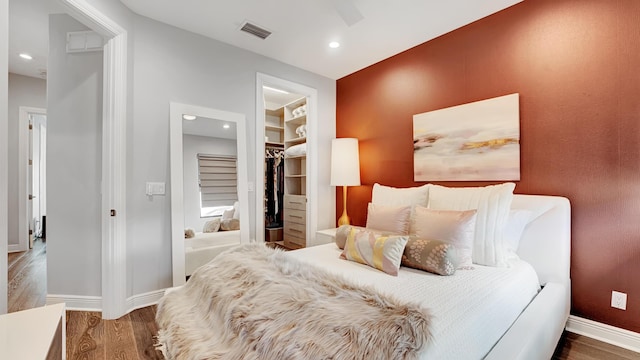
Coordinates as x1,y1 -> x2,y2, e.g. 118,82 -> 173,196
46,294 -> 102,312
8,244 -> 22,253
566,315 -> 640,353
46,289 -> 166,314
125,289 -> 165,313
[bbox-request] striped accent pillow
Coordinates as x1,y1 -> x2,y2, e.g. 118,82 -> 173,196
340,228 -> 408,276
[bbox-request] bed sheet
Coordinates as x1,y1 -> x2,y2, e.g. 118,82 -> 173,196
288,243 -> 541,360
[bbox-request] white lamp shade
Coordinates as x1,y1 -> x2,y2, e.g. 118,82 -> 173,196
330,138 -> 361,186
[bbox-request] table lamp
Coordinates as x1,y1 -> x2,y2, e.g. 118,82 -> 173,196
330,138 -> 361,226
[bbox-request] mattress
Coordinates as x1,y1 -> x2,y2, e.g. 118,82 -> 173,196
288,243 -> 541,360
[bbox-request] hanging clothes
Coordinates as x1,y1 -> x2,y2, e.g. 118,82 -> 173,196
265,148 -> 284,228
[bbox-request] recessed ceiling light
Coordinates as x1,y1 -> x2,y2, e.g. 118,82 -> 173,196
182,114 -> 196,121
223,124 -> 230,129
329,42 -> 340,49
264,86 -> 290,94
19,53 -> 33,60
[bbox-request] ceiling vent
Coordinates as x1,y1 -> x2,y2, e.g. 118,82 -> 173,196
66,30 -> 104,53
240,21 -> 272,40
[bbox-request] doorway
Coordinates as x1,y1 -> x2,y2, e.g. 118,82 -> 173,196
255,73 -> 319,246
18,106 -> 47,251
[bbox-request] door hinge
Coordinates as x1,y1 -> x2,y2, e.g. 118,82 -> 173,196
29,123 -> 33,130
28,194 -> 34,200
110,209 -> 116,217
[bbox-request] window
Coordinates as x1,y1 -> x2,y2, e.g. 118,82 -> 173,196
198,154 -> 237,217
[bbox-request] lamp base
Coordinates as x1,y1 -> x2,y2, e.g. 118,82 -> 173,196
338,185 -> 351,226
337,211 -> 350,226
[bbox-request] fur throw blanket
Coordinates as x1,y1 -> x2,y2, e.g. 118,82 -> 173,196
156,244 -> 432,360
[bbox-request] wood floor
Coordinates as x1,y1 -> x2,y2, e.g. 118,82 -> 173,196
7,237 -> 47,312
66,306 -> 163,359
7,239 -> 640,359
552,331 -> 640,360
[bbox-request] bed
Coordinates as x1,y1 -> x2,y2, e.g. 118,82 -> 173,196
184,230 -> 240,276
158,187 -> 570,360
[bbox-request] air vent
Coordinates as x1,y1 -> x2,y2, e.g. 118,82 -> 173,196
240,21 -> 272,40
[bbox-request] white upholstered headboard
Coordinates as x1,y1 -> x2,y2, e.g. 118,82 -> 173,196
511,195 -> 571,287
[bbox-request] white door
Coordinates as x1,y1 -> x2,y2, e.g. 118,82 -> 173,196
30,114 -> 47,243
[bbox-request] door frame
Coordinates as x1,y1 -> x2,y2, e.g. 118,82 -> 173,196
59,0 -> 128,319
255,73 -> 318,244
16,106 -> 46,253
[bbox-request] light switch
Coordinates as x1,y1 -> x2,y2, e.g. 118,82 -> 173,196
146,182 -> 165,196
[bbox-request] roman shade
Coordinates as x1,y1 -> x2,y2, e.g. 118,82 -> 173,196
198,154 -> 238,208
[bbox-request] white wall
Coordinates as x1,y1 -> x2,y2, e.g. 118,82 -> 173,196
1,0 -> 9,315
128,14 -> 336,295
7,73 -> 46,247
182,135 -> 236,232
46,14 -> 103,297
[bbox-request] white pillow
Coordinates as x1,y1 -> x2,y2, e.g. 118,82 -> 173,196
365,203 -> 411,235
504,209 -> 532,258
371,183 -> 429,234
413,206 -> 477,269
222,208 -> 234,220
232,201 -> 240,220
428,183 -> 515,267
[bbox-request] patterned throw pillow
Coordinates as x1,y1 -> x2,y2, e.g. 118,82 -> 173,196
340,229 -> 408,276
402,238 -> 458,276
203,219 -> 221,233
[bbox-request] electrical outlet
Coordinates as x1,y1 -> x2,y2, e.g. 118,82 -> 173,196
611,291 -> 627,310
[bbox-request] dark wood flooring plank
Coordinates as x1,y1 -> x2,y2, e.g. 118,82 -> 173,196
67,311 -> 105,360
104,316 -> 138,360
129,305 -> 164,359
552,331 -> 640,360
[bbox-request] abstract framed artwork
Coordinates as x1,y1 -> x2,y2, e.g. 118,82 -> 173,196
413,93 -> 520,181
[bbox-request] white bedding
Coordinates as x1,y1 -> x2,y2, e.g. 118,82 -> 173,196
184,231 -> 240,276
288,243 -> 541,360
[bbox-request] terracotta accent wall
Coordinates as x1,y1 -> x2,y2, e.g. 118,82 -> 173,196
336,0 -> 640,333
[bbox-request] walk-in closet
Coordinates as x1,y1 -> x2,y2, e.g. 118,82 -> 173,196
262,86 -> 308,249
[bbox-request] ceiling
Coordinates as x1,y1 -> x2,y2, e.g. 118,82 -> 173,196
182,116 -> 237,140
8,0 -> 63,79
119,0 -> 523,80
8,0 -> 523,81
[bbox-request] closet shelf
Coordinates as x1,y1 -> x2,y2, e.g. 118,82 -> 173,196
285,115 -> 306,127
266,141 -> 284,148
285,174 -> 306,178
265,125 -> 284,131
